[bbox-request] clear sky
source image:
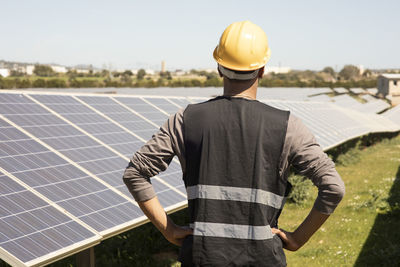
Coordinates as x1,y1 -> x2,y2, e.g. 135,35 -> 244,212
1,0 -> 399,71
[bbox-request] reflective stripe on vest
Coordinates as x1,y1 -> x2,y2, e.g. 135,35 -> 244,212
192,222 -> 275,240
186,184 -> 286,209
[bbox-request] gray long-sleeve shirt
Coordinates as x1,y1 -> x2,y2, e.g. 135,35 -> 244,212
123,106 -> 345,215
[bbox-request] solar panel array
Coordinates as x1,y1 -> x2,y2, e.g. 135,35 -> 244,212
0,91 -> 187,267
28,87 -> 333,101
256,87 -> 332,101
349,88 -> 366,94
262,100 -> 399,149
332,94 -> 391,114
1,90 -> 399,266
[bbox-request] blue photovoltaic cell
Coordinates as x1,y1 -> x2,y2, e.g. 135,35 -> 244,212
115,97 -> 170,126
77,95 -> 158,141
31,95 -> 144,160
72,95 -> 187,202
77,96 -> 186,194
383,105 -> 400,125
263,101 -> 371,149
167,98 -> 192,109
143,98 -> 182,115
0,94 -> 127,191
0,98 -> 144,232
0,173 -> 96,264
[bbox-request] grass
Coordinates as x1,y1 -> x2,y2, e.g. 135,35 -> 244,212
1,135 -> 399,267
282,135 -> 400,266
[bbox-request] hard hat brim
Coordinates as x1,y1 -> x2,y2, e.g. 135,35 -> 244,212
213,45 -> 271,71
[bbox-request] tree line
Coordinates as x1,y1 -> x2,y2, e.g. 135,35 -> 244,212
0,64 -> 377,89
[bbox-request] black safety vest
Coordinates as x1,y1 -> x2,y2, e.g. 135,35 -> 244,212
180,96 -> 290,266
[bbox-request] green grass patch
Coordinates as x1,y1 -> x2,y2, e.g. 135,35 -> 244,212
282,135 -> 400,266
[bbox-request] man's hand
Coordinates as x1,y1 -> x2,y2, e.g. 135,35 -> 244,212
271,228 -> 301,251
163,224 -> 193,246
271,208 -> 330,251
138,196 -> 193,246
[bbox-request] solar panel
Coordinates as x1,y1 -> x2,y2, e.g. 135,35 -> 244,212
332,94 -> 363,108
382,104 -> 400,125
0,92 -> 188,266
262,99 -> 399,150
307,94 -> 332,102
0,171 -> 99,266
366,88 -> 378,95
167,97 -> 193,108
257,88 -> 332,101
361,94 -> 376,102
116,97 -> 170,125
28,94 -> 186,208
354,99 -> 391,114
69,96 -> 187,200
143,97 -> 184,115
0,107 -> 144,234
0,90 -> 399,266
349,88 -> 366,94
333,87 -> 348,94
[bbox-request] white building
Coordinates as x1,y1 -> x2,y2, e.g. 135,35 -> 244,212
0,68 -> 10,77
75,68 -> 90,74
264,66 -> 291,74
145,69 -> 155,75
378,73 -> 400,106
50,65 -> 67,73
26,65 -> 35,75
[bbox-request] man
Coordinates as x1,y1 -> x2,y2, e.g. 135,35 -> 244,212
123,21 -> 345,266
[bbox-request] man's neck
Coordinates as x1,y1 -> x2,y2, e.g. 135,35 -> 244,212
222,77 -> 258,100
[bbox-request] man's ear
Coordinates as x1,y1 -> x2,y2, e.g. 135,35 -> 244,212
217,65 -> 223,78
258,67 -> 265,78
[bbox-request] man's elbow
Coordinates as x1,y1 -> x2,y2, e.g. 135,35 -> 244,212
330,180 -> 346,204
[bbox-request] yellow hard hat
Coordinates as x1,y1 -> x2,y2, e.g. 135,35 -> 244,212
213,21 -> 271,71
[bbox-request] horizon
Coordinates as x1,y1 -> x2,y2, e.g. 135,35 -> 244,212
1,58 -> 398,73
1,1 -> 399,71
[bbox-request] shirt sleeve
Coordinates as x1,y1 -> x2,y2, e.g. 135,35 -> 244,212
282,114 -> 345,214
122,108 -> 186,202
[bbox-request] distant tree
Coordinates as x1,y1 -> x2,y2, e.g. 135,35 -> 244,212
16,78 -> 31,88
112,72 -> 121,78
32,79 -> 46,88
10,70 -> 25,77
46,78 -> 66,88
0,78 -> 16,89
100,69 -> 110,78
123,70 -> 133,76
33,65 -> 55,77
160,71 -> 172,80
338,65 -> 360,80
203,72 -> 219,80
67,69 -> 78,79
322,66 -> 335,76
137,69 -> 146,80
204,77 -> 223,87
121,74 -> 133,85
362,69 -> 372,78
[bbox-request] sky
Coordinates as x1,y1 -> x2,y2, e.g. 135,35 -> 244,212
1,0 -> 399,71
